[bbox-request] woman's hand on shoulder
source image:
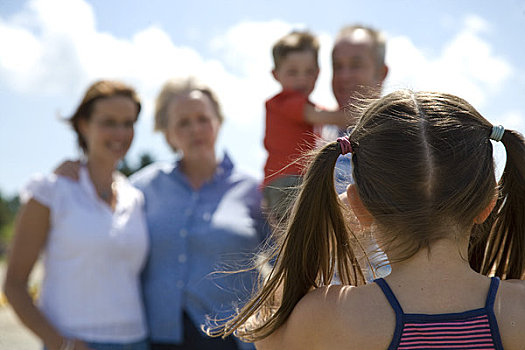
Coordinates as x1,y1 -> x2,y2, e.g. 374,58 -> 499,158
54,159 -> 81,181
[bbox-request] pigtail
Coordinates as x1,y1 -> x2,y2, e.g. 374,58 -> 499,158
470,129 -> 525,279
211,141 -> 364,342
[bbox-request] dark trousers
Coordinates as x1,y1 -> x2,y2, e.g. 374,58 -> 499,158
150,312 -> 239,350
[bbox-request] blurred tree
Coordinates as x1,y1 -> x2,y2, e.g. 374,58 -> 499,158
138,153 -> 155,169
118,158 -> 134,177
0,193 -> 20,256
118,152 -> 156,177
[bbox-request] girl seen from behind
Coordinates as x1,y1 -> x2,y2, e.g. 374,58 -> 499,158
210,90 -> 525,349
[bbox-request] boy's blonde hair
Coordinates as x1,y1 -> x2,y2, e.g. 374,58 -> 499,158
272,30 -> 319,69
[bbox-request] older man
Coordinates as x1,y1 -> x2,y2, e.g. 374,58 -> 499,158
331,25 -> 389,194
331,25 -> 391,281
332,24 -> 389,110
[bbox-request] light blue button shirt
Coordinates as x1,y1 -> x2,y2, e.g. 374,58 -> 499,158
334,154 -> 354,195
131,153 -> 267,349
334,149 -> 391,282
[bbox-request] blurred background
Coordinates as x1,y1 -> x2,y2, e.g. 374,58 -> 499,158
1,0 -> 525,253
0,0 -> 524,347
0,0 -> 524,242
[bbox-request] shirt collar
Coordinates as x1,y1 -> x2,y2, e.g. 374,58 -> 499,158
171,151 -> 234,185
79,165 -> 99,202
79,164 -> 124,210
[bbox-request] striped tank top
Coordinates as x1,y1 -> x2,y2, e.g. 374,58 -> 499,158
375,277 -> 503,350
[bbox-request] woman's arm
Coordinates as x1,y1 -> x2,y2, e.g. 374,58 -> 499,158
3,199 -> 71,350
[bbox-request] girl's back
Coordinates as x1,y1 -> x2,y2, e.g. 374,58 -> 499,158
210,90 -> 525,350
264,276 -> 525,349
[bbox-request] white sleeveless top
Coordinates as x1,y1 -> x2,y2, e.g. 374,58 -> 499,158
21,167 -> 149,342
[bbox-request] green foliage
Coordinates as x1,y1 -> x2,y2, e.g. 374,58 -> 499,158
0,193 -> 19,257
118,152 -> 156,177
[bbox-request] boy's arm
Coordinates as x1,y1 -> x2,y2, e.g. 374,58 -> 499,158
303,104 -> 355,128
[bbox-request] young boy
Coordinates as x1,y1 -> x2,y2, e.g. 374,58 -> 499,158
263,30 -> 350,222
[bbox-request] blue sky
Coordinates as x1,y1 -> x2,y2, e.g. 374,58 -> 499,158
1,0 -> 524,197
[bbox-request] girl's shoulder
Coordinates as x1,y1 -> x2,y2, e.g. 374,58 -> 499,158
498,279 -> 525,312
499,278 -> 525,306
497,279 -> 525,348
264,284 -> 394,350
311,283 -> 394,334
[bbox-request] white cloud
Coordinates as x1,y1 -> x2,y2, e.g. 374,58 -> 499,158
210,20 -> 293,78
0,20 -> 43,76
0,0 -> 233,100
0,0 -> 99,94
464,14 -> 490,33
385,15 -> 512,109
0,0 -> 520,186
209,20 -> 297,125
4,2 -> 511,122
28,0 -> 95,35
499,110 -> 525,131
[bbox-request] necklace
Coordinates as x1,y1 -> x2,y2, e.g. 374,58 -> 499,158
98,182 -> 116,202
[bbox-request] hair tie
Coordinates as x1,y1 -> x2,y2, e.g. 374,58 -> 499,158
489,125 -> 505,142
337,136 -> 353,155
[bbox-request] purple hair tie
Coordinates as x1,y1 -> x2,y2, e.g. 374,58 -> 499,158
337,136 -> 353,155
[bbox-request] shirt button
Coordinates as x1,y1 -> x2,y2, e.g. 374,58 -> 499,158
179,229 -> 188,237
192,192 -> 199,200
178,254 -> 187,263
176,280 -> 184,288
203,212 -> 211,221
185,208 -> 192,216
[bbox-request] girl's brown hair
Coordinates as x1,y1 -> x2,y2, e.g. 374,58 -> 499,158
210,90 -> 525,342
68,80 -> 141,152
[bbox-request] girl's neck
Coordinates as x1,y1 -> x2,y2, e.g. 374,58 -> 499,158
386,237 -> 476,282
382,237 -> 492,314
180,153 -> 218,190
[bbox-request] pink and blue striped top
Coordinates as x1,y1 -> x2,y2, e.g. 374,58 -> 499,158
375,277 -> 503,350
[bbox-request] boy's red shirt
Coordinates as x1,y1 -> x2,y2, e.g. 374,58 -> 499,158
263,90 -> 319,187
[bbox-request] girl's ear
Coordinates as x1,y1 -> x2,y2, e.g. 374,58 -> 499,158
474,197 -> 497,224
347,184 -> 373,228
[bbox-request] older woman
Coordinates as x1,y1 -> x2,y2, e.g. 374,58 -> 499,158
3,80 -> 149,350
130,78 -> 266,350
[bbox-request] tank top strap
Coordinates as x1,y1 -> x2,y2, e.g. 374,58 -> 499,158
374,278 -> 404,316
485,276 -> 500,310
485,276 -> 504,349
